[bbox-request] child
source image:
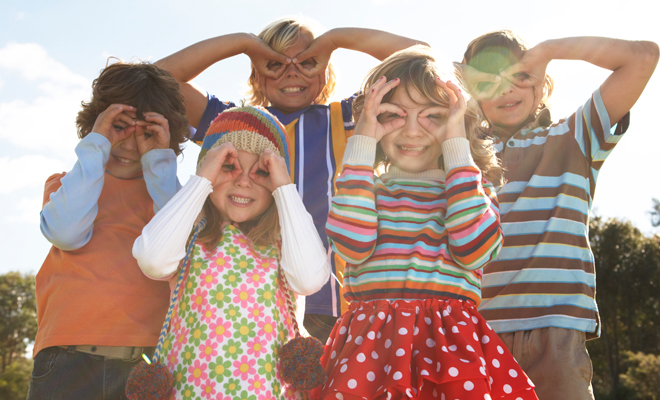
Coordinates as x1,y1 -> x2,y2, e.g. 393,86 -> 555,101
28,61 -> 189,400
155,17 -> 425,342
459,31 -> 658,399
132,106 -> 331,399
321,46 -> 537,400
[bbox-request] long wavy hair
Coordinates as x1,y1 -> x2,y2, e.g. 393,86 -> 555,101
353,45 -> 504,187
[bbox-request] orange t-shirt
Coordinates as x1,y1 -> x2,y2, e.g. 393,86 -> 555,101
33,172 -> 171,357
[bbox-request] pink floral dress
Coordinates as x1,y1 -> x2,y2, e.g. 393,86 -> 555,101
160,224 -> 301,400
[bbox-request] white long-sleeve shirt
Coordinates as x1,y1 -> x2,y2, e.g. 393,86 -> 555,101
132,175 -> 331,296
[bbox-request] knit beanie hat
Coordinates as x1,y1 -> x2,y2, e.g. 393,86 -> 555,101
197,105 -> 290,174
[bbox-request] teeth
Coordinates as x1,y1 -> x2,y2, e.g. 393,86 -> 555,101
230,196 -> 253,204
282,87 -> 304,93
399,145 -> 427,152
115,156 -> 136,164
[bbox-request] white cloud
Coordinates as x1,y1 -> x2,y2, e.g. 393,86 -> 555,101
14,11 -> 27,21
0,43 -> 88,152
0,155 -> 69,194
7,195 -> 42,225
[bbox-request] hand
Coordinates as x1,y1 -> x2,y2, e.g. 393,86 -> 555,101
354,77 -> 407,142
418,79 -> 467,142
455,63 -> 502,100
135,112 -> 171,155
248,148 -> 291,192
91,104 -> 137,145
292,32 -> 337,79
499,44 -> 551,93
244,34 -> 291,80
197,142 -> 242,186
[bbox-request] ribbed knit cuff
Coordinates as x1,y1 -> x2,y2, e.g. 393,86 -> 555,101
442,137 -> 476,169
344,135 -> 378,166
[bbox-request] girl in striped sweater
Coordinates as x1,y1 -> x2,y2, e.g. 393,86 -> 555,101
319,46 -> 538,400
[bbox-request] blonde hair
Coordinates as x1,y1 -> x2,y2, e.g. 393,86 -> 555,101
462,30 -> 554,123
353,45 -> 503,187
246,17 -> 337,107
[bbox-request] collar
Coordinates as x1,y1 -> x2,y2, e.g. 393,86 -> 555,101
490,108 -> 553,139
381,165 -> 447,181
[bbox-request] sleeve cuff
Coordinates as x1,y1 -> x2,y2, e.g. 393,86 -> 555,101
442,137 -> 476,169
344,135 -> 378,166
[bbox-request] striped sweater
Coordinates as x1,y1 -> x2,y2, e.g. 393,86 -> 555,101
326,135 -> 502,305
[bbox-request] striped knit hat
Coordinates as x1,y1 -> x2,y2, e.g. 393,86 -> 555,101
197,106 -> 290,173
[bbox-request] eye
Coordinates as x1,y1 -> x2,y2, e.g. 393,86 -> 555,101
267,61 -> 282,70
301,59 -> 315,67
144,132 -> 153,139
476,82 -> 495,92
256,169 -> 269,177
512,72 -> 530,81
113,124 -> 125,132
222,164 -> 235,171
377,112 -> 402,123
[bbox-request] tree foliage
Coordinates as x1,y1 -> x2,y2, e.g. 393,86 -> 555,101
587,217 -> 660,399
0,273 -> 37,374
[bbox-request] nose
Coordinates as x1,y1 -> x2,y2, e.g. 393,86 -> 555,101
402,117 -> 424,139
119,132 -> 138,151
498,79 -> 515,96
234,170 -> 252,188
285,63 -> 299,78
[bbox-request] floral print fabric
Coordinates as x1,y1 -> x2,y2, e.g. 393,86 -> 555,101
160,224 -> 300,400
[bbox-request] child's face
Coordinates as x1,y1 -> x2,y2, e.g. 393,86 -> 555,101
105,110 -> 146,179
478,77 -> 537,132
379,85 -> 445,173
260,35 -> 323,114
209,150 -> 274,224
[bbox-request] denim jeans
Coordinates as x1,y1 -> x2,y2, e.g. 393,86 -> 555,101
26,347 -> 140,400
303,313 -> 338,344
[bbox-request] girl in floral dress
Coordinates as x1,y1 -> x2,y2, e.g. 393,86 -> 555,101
133,106 -> 330,400
320,46 -> 538,399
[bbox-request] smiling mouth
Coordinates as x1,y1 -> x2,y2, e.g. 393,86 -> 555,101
229,195 -> 254,204
114,155 -> 137,164
499,101 -> 521,109
397,145 -> 428,152
281,87 -> 305,94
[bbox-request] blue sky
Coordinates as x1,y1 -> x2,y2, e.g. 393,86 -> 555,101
1,0 -> 659,275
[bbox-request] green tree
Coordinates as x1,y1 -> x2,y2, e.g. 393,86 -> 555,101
0,273 -> 37,373
0,357 -> 33,400
619,351 -> 660,400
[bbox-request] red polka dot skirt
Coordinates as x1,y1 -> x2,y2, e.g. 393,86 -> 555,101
317,299 -> 537,400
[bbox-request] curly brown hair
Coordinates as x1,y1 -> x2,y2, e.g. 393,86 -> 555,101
353,45 -> 504,187
462,30 -> 554,122
76,60 -> 189,155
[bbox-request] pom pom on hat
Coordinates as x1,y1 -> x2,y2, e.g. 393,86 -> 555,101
279,335 -> 327,390
125,360 -> 173,400
197,105 -> 290,173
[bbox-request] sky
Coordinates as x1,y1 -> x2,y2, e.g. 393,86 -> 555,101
1,0 -> 659,275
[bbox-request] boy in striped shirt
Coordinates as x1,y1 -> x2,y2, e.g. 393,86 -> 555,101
460,31 -> 658,399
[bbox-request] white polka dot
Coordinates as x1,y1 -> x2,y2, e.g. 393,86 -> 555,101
378,312 -> 386,320
367,331 -> 375,340
426,339 -> 436,347
484,395 -> 492,400
406,388 -> 413,398
424,357 -> 432,364
509,369 -> 518,378
486,322 -> 493,330
466,345 -> 475,352
425,317 -> 432,325
472,316 -> 479,324
357,313 -> 365,321
398,327 -> 408,335
392,371 -> 402,380
421,369 -> 429,376
371,351 -> 379,360
340,358 -> 349,364
464,381 -> 474,391
442,310 -> 450,317
326,337 -> 333,346
480,357 -> 486,366
436,311 -> 442,319
462,311 -> 470,318
340,364 -> 348,373
348,379 -> 357,389
384,339 -> 392,348
458,321 -> 467,326
480,366 -> 486,375
473,333 -> 479,341
416,306 -> 420,314
448,367 -> 459,377
367,371 -> 375,381
528,378 -> 534,386
329,379 -> 334,387
448,344 -> 457,351
355,336 -> 363,345
414,327 -> 419,336
346,334 -> 352,342
482,335 -> 490,344
396,348 -> 405,357
377,332 -> 382,339
387,392 -> 392,400
503,384 -> 512,394
432,389 -> 438,398
386,315 -> 392,323
412,350 -> 419,357
441,346 -> 448,352
336,392 -> 343,400
339,326 -> 347,335
436,362 -> 441,372
330,350 -> 337,359
369,315 -> 375,323
460,358 -> 470,363
489,376 -> 493,385
438,327 -> 445,335
452,326 -> 459,334
401,312 -> 411,317
497,345 -> 504,354
357,353 -> 366,362
441,393 -> 446,400
492,359 -> 500,368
